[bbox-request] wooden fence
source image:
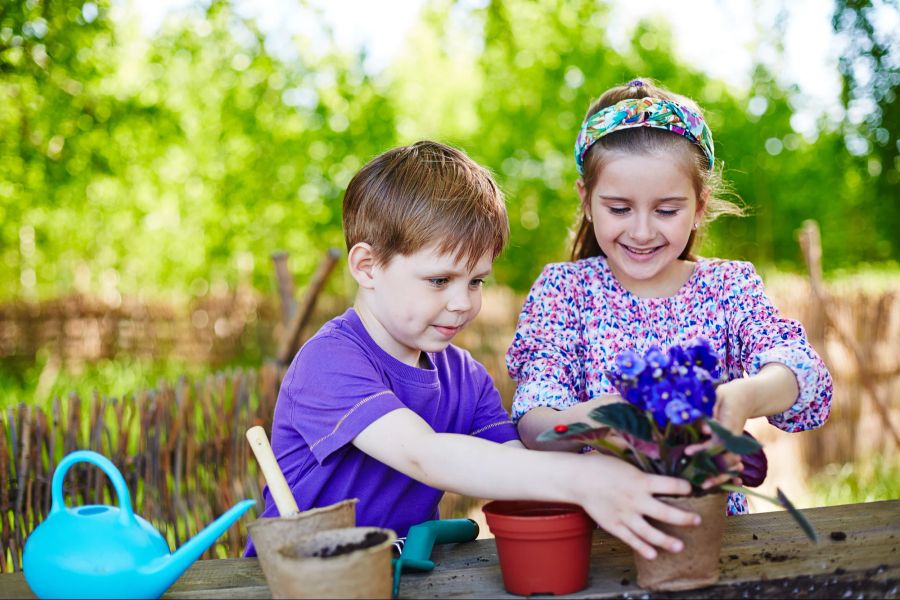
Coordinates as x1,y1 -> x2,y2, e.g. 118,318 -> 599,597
0,363 -> 285,573
2,238 -> 898,572
0,288 -> 275,367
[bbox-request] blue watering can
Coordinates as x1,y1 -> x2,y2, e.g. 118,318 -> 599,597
23,450 -> 256,599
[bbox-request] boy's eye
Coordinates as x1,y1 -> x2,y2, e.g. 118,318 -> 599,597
469,278 -> 485,289
428,277 -> 449,287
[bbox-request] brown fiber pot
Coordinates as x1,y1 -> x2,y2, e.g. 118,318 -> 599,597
633,493 -> 728,592
262,526 -> 396,599
248,499 -> 358,598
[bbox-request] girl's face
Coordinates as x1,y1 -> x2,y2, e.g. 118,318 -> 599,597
578,152 -> 706,297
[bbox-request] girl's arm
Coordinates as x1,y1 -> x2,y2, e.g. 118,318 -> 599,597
517,394 -> 621,450
353,407 -> 700,560
506,263 -> 589,425
722,262 -> 833,432
713,363 -> 799,434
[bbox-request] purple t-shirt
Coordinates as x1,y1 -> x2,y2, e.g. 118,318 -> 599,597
245,308 -> 518,556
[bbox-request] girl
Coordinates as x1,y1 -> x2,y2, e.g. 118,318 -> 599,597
506,78 -> 833,515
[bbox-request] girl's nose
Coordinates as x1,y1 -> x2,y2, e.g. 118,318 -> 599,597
629,214 -> 655,243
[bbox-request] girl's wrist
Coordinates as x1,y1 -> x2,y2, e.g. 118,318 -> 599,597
750,363 -> 799,417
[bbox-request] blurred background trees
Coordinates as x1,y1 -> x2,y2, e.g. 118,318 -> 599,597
0,0 -> 897,526
1,0 -> 897,302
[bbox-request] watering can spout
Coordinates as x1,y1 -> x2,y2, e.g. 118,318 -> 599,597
145,499 -> 256,583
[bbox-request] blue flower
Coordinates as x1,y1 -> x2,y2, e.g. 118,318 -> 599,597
671,375 -> 712,417
667,345 -> 691,376
686,337 -> 719,373
665,399 -> 703,425
623,386 -> 647,411
648,381 -> 675,427
607,337 -> 722,429
616,350 -> 646,379
697,378 -> 717,416
645,347 -> 668,379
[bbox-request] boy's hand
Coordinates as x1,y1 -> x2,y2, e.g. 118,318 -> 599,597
573,453 -> 700,560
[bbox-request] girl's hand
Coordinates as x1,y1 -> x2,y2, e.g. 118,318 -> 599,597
713,378 -> 756,435
685,379 -> 755,488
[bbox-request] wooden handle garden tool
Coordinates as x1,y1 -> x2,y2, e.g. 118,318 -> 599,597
246,425 -> 300,516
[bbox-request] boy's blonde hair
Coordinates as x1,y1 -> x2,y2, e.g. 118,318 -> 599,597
572,78 -> 743,261
343,140 -> 508,269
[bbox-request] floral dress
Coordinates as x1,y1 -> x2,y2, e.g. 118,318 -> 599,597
506,256 -> 833,515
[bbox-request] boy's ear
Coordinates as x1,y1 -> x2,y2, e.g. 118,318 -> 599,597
348,242 -> 377,289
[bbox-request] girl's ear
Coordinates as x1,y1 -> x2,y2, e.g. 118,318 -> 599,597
576,179 -> 592,222
348,242 -> 377,289
696,187 -> 711,226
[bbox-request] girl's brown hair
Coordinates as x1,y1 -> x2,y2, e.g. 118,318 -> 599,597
343,140 -> 508,270
571,78 -> 743,261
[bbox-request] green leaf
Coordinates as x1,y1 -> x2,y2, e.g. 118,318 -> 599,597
707,419 -> 763,455
680,453 -> 720,488
777,488 -> 819,543
720,484 -> 819,543
536,421 -> 602,443
588,403 -> 653,442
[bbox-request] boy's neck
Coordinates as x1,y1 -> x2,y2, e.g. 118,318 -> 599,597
352,298 -> 424,368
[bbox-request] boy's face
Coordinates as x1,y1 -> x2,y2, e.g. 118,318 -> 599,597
355,244 -> 492,367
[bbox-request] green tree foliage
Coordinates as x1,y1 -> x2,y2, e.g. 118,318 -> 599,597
832,0 -> 899,260
1,0 -> 397,300
0,0 -> 895,302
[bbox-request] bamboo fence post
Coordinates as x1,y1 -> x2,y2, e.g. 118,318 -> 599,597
271,251 -> 297,328
276,248 -> 341,365
798,219 -> 900,449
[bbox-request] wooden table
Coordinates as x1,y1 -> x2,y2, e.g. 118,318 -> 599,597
3,500 -> 898,598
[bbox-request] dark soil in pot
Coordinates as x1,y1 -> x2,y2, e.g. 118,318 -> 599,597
302,531 -> 389,558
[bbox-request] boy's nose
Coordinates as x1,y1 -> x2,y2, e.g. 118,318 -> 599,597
447,289 -> 474,312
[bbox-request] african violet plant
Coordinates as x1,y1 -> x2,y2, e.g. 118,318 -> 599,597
538,337 -> 817,542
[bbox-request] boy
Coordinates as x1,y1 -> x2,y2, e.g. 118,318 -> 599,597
245,141 -> 698,560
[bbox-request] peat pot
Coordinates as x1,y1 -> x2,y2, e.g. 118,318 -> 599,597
633,492 -> 728,592
260,526 -> 396,599
482,500 -> 593,596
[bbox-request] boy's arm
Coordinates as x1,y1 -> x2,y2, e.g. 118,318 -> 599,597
354,407 -> 700,560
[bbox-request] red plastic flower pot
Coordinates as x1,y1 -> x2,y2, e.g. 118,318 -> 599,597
482,501 -> 593,596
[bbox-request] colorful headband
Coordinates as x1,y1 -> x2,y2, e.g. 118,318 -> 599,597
574,97 -> 715,175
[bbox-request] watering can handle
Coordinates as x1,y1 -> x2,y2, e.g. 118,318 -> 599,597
50,450 -> 136,525
246,426 -> 299,516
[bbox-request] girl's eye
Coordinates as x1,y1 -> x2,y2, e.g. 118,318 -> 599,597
428,278 -> 449,288
657,209 -> 680,217
608,206 -> 630,215
469,278 -> 485,289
